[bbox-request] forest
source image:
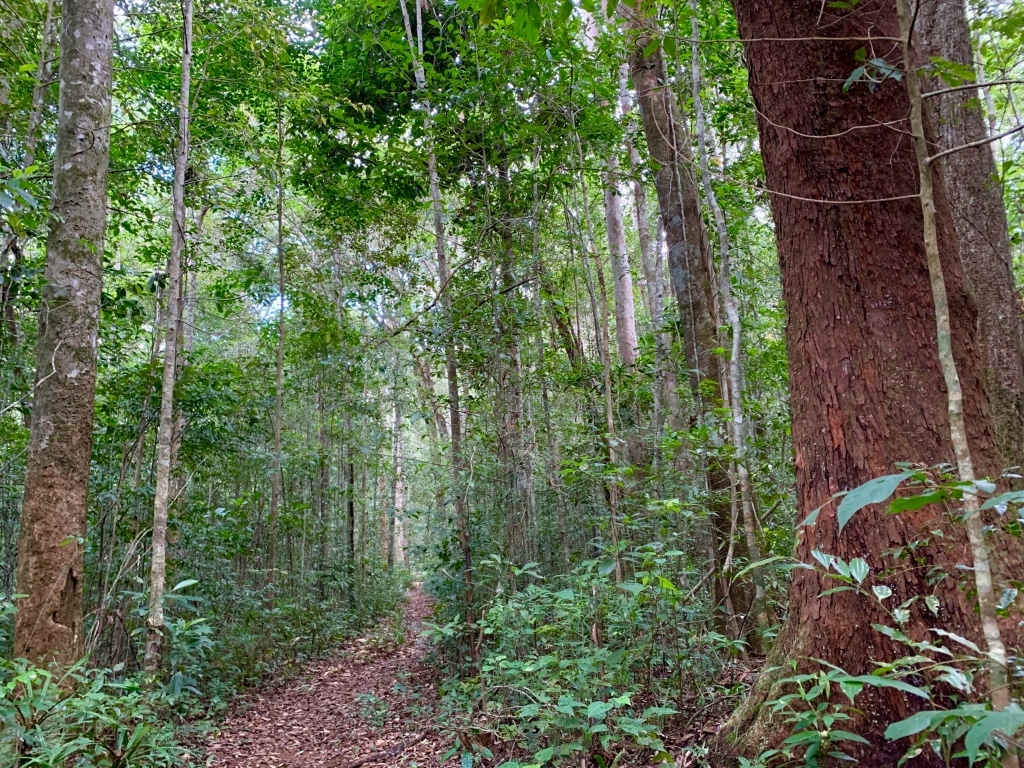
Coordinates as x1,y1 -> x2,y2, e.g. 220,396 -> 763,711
1,0 -> 1023,765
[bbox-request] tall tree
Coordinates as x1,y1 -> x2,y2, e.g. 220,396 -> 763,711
721,1 -> 1024,760
918,0 -> 1024,473
628,19 -> 750,634
146,0 -> 193,672
14,0 -> 115,663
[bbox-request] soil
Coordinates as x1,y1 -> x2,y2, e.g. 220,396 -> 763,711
205,588 -> 460,768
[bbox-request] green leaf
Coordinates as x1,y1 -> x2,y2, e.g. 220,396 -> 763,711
829,730 -> 871,745
842,675 -> 928,699
980,490 -> 1024,511
965,707 -> 1024,764
170,579 -> 199,593
555,0 -> 573,24
619,582 -> 644,595
848,558 -> 869,584
586,700 -> 614,719
535,747 -> 555,763
885,710 -> 943,741
732,555 -> 789,580
837,471 -> 915,532
931,628 -> 980,653
889,490 -> 946,513
872,585 -> 893,601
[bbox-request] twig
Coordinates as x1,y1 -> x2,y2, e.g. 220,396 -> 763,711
322,732 -> 429,768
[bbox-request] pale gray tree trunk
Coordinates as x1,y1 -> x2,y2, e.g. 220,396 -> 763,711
14,0 -> 114,664
267,103 -> 285,600
145,0 -> 193,674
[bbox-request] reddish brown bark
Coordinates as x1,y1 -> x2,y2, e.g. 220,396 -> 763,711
14,0 -> 115,664
720,1 -> 1024,764
918,0 -> 1024,474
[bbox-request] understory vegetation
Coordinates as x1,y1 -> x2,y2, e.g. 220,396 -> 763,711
2,0 -> 1024,765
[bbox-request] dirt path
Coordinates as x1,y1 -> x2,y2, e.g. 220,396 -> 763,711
206,589 -> 459,768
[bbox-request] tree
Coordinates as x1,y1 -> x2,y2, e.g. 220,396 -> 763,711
14,0 -> 116,663
721,0 -> 1024,761
146,0 -> 193,672
627,17 -> 751,637
918,0 -> 1024,473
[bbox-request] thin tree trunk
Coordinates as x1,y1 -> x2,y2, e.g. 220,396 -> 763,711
399,0 -> 475,639
391,396 -> 408,569
23,0 -> 58,169
627,19 -> 750,628
267,101 -> 285,600
573,132 -> 623,584
13,0 -> 114,664
602,107 -> 638,367
144,0 -> 192,673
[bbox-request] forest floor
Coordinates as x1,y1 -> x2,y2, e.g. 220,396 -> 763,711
205,588 -> 460,768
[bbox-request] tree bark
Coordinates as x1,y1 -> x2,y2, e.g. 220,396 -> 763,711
145,0 -> 192,673
720,1 -> 1024,762
627,24 -> 749,631
14,0 -> 115,664
267,101 -> 285,600
603,144 -> 639,367
917,0 -> 1024,474
399,0 -> 475,638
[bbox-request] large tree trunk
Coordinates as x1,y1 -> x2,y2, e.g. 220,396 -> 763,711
720,1 -> 1024,762
628,27 -> 750,634
14,0 -> 115,664
917,0 -> 1024,474
145,0 -> 192,672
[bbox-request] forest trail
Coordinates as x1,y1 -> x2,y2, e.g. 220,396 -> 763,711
206,589 -> 459,768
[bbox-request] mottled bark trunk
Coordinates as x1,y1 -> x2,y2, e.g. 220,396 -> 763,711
144,0 -> 191,673
14,0 -> 114,664
917,0 -> 1024,474
628,25 -> 749,628
603,152 -> 639,367
689,0 -> 771,649
721,1 -> 1024,762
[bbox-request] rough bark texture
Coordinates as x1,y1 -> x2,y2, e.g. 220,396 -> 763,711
14,0 -> 115,664
918,0 -> 1024,474
628,29 -> 750,632
719,1 -> 1024,763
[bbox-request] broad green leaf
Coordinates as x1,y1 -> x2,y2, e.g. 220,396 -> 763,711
872,585 -> 893,601
848,558 -> 869,584
837,471 -> 916,532
965,707 -> 1024,764
931,628 -> 980,653
885,710 -> 943,741
980,490 -> 1024,511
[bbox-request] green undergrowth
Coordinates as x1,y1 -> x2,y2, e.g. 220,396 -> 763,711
0,564 -> 409,767
426,545 -> 752,767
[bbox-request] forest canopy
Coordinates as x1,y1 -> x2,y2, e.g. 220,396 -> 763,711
1,0 -> 1024,766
